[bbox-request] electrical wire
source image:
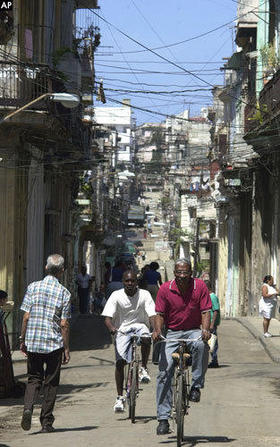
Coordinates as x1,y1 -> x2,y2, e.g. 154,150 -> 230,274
92,3 -> 274,122
92,1 -> 265,55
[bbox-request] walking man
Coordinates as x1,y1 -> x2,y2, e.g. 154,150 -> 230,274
153,258 -> 212,435
20,254 -> 71,433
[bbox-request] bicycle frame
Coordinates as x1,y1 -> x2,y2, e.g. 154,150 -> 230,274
171,341 -> 191,447
125,335 -> 140,423
115,330 -> 151,423
157,335 -> 201,445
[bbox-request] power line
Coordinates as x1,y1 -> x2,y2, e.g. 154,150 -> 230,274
93,2 -> 263,55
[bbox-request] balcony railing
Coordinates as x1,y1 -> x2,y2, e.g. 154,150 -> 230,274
0,61 -> 53,108
259,69 -> 280,117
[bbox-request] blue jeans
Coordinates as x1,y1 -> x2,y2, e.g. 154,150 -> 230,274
156,329 -> 209,421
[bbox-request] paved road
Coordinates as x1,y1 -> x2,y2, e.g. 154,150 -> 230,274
1,317 -> 280,446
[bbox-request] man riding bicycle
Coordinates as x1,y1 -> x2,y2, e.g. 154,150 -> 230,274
102,270 -> 156,412
152,258 -> 212,435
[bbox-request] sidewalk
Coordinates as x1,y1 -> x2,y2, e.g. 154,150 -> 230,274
234,316 -> 280,363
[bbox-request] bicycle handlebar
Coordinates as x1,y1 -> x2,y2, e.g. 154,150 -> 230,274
114,329 -> 152,338
158,335 -> 202,343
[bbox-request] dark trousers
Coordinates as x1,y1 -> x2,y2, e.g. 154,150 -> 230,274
78,287 -> 89,314
24,348 -> 63,427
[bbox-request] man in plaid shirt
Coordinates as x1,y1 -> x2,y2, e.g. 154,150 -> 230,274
20,254 -> 71,433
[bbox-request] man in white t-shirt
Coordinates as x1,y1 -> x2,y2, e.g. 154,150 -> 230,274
102,270 -> 156,413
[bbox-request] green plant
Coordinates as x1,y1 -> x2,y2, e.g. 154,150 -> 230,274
260,43 -> 280,70
161,196 -> 171,210
196,260 -> 210,276
248,101 -> 268,125
80,180 -> 93,199
52,47 -> 72,67
169,227 -> 194,258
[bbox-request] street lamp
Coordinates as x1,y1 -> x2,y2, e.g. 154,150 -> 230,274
2,92 -> 80,122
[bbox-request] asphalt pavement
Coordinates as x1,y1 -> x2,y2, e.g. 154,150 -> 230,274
1,315 -> 280,446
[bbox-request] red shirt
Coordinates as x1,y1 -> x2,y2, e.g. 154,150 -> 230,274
155,278 -> 212,331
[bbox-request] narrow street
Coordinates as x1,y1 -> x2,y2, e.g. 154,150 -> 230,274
1,317 -> 280,447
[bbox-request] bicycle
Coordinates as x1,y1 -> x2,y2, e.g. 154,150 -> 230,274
116,330 -> 151,424
125,334 -> 139,423
160,336 -> 201,447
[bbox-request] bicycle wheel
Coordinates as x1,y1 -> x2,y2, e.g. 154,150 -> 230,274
176,373 -> 185,447
128,362 -> 138,423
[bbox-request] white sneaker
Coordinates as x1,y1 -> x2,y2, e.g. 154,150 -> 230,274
114,396 -> 125,412
139,367 -> 151,383
263,332 -> 272,338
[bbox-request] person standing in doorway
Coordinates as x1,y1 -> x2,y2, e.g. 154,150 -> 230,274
76,265 -> 92,314
20,254 -> 71,433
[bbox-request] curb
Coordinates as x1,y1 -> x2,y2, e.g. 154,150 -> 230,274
234,317 -> 280,363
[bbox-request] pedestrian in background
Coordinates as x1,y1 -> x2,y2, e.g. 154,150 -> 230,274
76,265 -> 93,314
104,261 -> 112,287
204,280 -> 220,368
20,254 -> 71,433
144,262 -> 162,302
259,275 -> 280,338
91,282 -> 106,315
105,260 -> 125,300
138,264 -> 150,289
111,260 -> 125,282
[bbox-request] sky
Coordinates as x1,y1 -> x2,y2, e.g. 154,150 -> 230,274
79,0 -> 239,125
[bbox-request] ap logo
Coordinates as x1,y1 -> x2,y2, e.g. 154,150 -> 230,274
0,1 -> 13,10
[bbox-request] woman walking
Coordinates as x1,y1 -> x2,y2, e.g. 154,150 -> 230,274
259,275 -> 279,337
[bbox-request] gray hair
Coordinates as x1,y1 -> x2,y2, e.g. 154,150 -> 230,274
46,254 -> 65,275
174,258 -> 192,268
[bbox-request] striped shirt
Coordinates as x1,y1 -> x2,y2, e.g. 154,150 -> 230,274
21,275 -> 71,353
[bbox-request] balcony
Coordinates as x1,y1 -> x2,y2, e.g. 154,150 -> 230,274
235,0 -> 257,48
0,61 -> 52,109
244,68 -> 280,148
0,61 -> 90,155
259,69 -> 280,117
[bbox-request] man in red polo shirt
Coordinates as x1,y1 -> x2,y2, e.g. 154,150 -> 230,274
153,258 -> 212,435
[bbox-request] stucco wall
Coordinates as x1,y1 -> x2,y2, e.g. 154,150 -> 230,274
217,212 -> 228,316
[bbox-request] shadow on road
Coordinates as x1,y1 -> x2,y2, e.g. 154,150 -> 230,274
209,365 -> 230,369
133,415 -> 157,424
70,314 -> 112,352
57,382 -> 109,396
29,425 -> 98,435
88,355 -> 115,366
160,435 -> 235,445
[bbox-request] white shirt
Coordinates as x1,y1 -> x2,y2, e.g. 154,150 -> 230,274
77,273 -> 91,289
102,288 -> 156,331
